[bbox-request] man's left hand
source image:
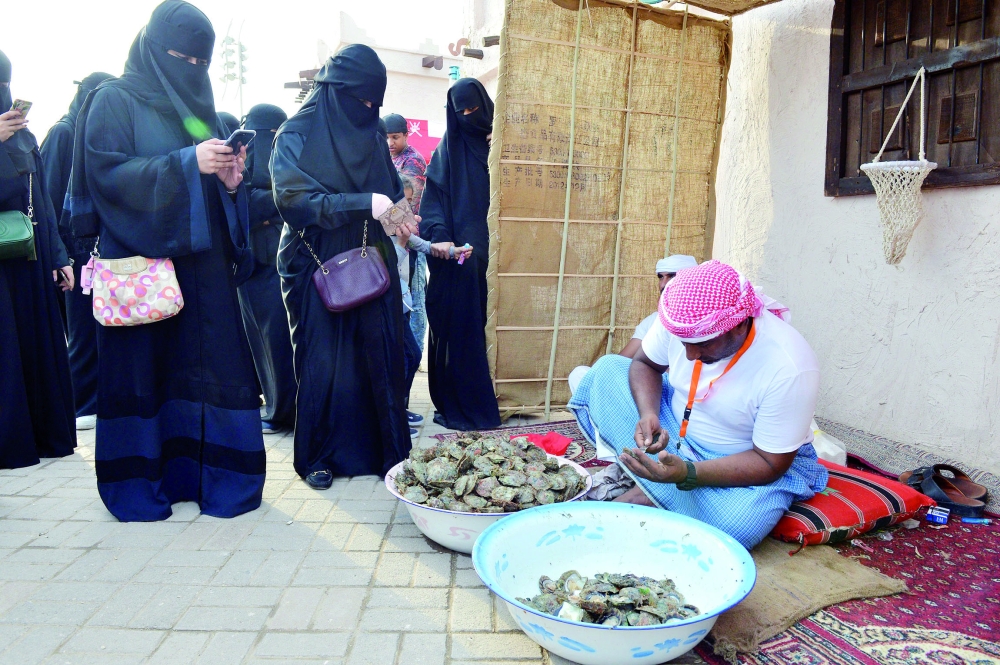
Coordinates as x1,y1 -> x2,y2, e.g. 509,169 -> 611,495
619,447 -> 688,484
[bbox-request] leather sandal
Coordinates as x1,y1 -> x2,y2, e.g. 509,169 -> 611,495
899,464 -> 987,500
917,473 -> 985,518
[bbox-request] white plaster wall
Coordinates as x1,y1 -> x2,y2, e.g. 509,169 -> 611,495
461,0 -> 506,97
714,0 -> 1000,473
331,12 -> 461,136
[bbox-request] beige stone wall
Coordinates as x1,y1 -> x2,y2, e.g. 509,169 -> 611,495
714,0 -> 1000,473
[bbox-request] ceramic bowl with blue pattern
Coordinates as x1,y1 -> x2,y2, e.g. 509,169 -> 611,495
385,457 -> 593,554
472,502 -> 756,664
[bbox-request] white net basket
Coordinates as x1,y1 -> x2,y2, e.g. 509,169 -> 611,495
860,159 -> 936,265
860,67 -> 936,265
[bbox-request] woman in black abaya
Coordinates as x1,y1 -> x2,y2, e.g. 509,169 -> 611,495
0,49 -> 76,469
68,0 -> 264,521
271,44 -> 412,489
420,78 -> 501,431
237,103 -> 296,433
41,71 -> 114,430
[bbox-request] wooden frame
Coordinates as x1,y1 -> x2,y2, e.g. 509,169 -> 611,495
825,0 -> 1000,196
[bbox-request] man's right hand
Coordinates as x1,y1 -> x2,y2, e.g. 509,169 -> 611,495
0,110 -> 28,143
634,413 -> 664,450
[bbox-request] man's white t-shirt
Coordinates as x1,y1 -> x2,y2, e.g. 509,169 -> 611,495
633,312 -> 658,340
640,310 -> 819,455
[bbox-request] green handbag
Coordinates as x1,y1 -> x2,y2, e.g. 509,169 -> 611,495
0,173 -> 37,261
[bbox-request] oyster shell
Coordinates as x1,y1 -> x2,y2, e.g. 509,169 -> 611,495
520,569 -> 699,627
393,435 -> 587,514
403,486 -> 428,504
498,471 -> 528,487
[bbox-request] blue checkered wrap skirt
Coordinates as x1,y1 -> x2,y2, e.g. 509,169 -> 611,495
567,355 -> 828,549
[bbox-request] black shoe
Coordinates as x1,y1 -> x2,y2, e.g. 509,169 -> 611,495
406,410 -> 424,425
410,427 -> 419,437
305,470 -> 333,490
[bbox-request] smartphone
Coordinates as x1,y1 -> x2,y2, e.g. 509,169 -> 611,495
223,129 -> 256,153
12,99 -> 32,118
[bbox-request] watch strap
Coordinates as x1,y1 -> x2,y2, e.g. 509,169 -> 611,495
676,460 -> 698,491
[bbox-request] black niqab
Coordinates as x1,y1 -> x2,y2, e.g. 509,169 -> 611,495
282,44 -> 400,200
243,103 -> 286,189
425,77 -> 493,192
117,0 -> 217,141
0,49 -> 37,175
424,78 -> 494,253
68,1 -> 219,238
448,78 -> 493,164
0,50 -> 13,111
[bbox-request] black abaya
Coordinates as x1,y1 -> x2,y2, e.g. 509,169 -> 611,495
0,145 -> 76,468
271,44 -> 410,478
0,49 -> 76,469
68,2 -> 264,521
420,78 -> 500,430
40,72 -> 114,419
237,103 -> 296,429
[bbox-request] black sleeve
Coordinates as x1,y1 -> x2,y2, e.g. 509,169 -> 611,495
417,178 -> 453,244
270,130 -> 371,232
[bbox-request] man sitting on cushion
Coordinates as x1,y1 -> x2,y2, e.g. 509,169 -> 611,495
567,260 -> 827,549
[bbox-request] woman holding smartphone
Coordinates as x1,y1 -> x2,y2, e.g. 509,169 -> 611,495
0,49 -> 76,470
68,0 -> 264,521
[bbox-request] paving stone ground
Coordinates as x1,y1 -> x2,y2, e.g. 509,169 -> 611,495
0,373 -> 705,665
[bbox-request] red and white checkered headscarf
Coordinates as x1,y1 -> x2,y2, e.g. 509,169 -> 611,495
658,260 -> 765,342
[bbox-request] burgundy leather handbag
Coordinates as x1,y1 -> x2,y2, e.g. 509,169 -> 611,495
298,219 -> 391,313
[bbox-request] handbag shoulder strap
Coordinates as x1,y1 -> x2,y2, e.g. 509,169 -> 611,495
27,174 -> 34,223
297,219 -> 371,274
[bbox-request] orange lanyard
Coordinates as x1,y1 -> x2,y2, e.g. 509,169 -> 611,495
678,320 -> 756,438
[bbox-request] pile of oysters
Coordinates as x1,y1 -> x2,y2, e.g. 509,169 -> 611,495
393,433 -> 587,513
518,570 -> 700,626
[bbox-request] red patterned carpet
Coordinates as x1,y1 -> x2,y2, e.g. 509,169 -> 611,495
439,419 -> 1000,663
697,517 -> 1000,664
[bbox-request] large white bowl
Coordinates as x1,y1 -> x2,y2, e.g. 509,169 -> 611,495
385,456 -> 593,554
472,502 -> 756,665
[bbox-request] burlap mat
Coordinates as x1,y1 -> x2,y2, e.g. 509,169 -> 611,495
708,538 -> 906,660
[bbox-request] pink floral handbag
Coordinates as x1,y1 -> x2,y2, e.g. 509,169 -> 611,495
82,250 -> 184,326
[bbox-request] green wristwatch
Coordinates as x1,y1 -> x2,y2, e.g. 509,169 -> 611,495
676,461 -> 698,491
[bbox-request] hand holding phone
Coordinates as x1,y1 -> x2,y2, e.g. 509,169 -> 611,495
223,129 -> 256,154
12,100 -> 32,118
0,108 -> 28,143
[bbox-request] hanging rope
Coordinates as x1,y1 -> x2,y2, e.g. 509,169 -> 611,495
606,2 -> 641,356
663,5 -> 689,256
543,0 -> 586,420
